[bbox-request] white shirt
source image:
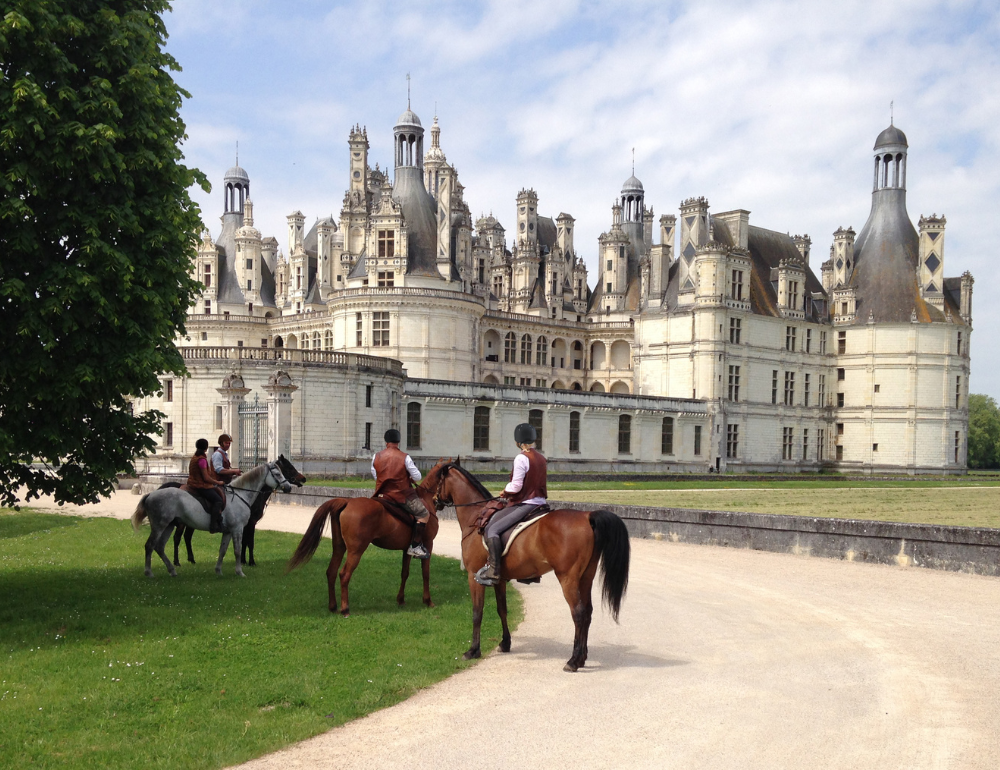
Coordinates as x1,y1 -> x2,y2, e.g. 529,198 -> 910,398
211,448 -> 229,473
504,451 -> 546,505
371,451 -> 421,483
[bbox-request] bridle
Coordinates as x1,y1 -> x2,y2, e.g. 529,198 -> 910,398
432,465 -> 500,511
226,462 -> 288,508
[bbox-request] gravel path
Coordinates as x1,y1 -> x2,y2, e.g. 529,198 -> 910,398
22,491 -> 1000,769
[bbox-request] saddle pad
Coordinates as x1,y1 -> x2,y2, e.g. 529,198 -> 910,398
375,496 -> 415,526
483,511 -> 550,557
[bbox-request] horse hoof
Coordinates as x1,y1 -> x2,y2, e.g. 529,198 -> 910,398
424,599 -> 435,608
397,598 -> 405,606
340,609 -> 350,618
463,649 -> 481,660
169,571 -> 177,578
563,663 -> 579,673
144,570 -> 153,578
500,640 -> 511,653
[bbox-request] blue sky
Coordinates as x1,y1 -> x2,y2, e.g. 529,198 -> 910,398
164,0 -> 1000,398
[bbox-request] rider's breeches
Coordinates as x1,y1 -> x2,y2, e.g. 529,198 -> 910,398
192,486 -> 224,515
403,491 -> 431,524
484,503 -> 538,539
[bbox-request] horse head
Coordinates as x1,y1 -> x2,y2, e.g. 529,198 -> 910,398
276,454 -> 306,487
427,460 -> 494,518
266,461 -> 294,493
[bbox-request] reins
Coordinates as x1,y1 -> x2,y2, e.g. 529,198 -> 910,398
227,463 -> 284,508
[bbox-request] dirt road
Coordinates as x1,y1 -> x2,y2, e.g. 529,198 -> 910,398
24,491 -> 1000,769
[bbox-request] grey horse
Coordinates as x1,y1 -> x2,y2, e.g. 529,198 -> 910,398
131,460 -> 292,577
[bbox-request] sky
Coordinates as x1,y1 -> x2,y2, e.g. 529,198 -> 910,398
164,0 -> 1000,399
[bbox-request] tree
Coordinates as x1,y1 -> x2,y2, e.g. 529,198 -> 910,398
0,1 -> 208,506
968,394 -> 1000,470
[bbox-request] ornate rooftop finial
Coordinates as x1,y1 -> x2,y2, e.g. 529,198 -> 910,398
890,100 -> 894,126
632,147 -> 635,175
236,140 -> 238,166
407,73 -> 411,109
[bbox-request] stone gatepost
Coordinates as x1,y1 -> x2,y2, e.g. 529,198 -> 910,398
263,369 -> 297,460
216,372 -> 251,457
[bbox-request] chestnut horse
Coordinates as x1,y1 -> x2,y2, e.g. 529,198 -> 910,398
426,460 -> 630,672
286,481 -> 440,616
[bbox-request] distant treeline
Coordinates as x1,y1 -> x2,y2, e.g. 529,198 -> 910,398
969,394 -> 1000,469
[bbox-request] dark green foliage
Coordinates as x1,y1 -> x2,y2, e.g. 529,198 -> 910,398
0,2 -> 208,506
968,394 -> 1000,469
0,513 -> 518,769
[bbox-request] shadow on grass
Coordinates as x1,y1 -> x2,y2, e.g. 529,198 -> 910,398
0,510 -> 80,540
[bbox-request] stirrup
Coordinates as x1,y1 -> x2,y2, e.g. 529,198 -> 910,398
406,542 -> 430,559
474,564 -> 499,586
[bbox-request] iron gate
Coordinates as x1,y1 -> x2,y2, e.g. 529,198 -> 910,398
238,394 -> 268,467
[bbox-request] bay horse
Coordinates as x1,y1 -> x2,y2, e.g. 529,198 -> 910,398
163,455 -> 306,567
425,460 -> 630,672
286,480 -> 440,616
131,460 -> 293,577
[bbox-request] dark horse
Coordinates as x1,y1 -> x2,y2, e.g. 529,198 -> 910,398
159,454 -> 306,566
426,460 -> 630,672
286,478 -> 440,617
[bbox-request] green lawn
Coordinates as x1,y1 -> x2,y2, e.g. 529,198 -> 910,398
0,512 -> 519,770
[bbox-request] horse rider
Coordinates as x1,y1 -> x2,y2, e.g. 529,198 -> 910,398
212,434 -> 242,482
187,438 -> 226,534
475,422 -> 548,586
371,429 -> 433,559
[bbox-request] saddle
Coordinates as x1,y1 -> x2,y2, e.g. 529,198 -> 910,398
178,484 -> 227,515
375,496 -> 416,527
483,504 -> 551,555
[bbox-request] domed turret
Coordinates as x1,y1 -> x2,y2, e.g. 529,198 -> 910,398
223,159 -> 249,216
621,173 -> 644,224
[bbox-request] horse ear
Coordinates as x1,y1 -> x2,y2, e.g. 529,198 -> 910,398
456,456 -> 461,467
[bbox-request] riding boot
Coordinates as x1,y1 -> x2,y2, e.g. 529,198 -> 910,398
406,522 -> 430,560
209,505 -> 224,535
474,537 -> 503,586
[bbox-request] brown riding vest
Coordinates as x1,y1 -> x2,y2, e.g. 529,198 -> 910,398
373,446 -> 415,505
187,455 -> 219,490
505,449 -> 547,505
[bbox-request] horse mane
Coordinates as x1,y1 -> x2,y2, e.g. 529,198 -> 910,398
440,462 -> 493,500
230,462 -> 268,490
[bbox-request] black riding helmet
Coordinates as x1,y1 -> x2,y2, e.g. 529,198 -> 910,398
514,423 -> 536,445
384,428 -> 401,444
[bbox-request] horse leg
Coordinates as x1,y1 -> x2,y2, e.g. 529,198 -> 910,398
153,523 -> 177,578
172,524 -> 182,567
421,554 -> 434,608
184,525 -> 196,564
242,522 -> 256,567
216,534 -> 232,576
464,575 -> 486,660
397,552 -> 411,606
494,581 -> 512,652
557,570 -> 594,672
338,549 -> 365,617
144,529 -> 157,577
326,539 -> 346,613
232,530 -> 245,578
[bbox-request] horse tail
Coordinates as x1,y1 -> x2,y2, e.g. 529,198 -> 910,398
131,494 -> 150,532
286,498 -> 348,573
589,509 -> 630,623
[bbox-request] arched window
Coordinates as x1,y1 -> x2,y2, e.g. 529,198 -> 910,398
324,330 -> 333,350
504,332 -> 516,363
273,335 -> 284,348
536,336 -> 548,366
406,402 -> 421,449
528,409 -> 544,451
520,334 -> 532,365
618,415 -> 632,454
312,331 -> 320,350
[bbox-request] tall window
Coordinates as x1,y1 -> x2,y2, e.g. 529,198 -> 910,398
771,370 -> 779,405
377,271 -> 394,287
818,429 -> 825,461
364,422 -> 372,450
838,331 -> 847,354
536,336 -> 548,366
957,331 -> 963,356
569,411 -> 581,453
837,367 -> 845,381
782,427 -> 794,460
164,379 -> 173,403
493,275 -> 503,297
296,266 -> 302,290
324,330 -> 333,350
728,365 -> 740,402
478,259 -> 485,284
203,264 -> 212,288
726,424 -> 739,459
956,376 -> 962,408
377,230 -> 395,258
785,326 -> 797,352
784,371 -> 795,405
520,335 -> 532,364
504,332 -> 516,363
955,431 -> 961,463
365,385 -> 373,408
473,406 -> 490,451
529,409 -> 544,451
805,328 -> 812,353
356,312 -> 363,346
164,422 -> 173,447
204,299 -> 212,315
731,270 -> 744,300
406,402 -> 421,449
313,332 -> 321,350
818,374 -> 827,406
372,312 -> 390,346
694,425 -> 702,456
729,317 -> 742,344
617,415 -> 632,454
247,279 -> 253,292
788,281 -> 799,309
820,331 -> 828,355
661,417 -> 674,455
803,373 -> 811,407
802,428 -> 810,460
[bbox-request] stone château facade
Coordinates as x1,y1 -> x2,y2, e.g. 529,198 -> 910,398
136,108 -> 973,475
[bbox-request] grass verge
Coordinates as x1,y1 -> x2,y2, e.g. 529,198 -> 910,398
0,511 -> 519,770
